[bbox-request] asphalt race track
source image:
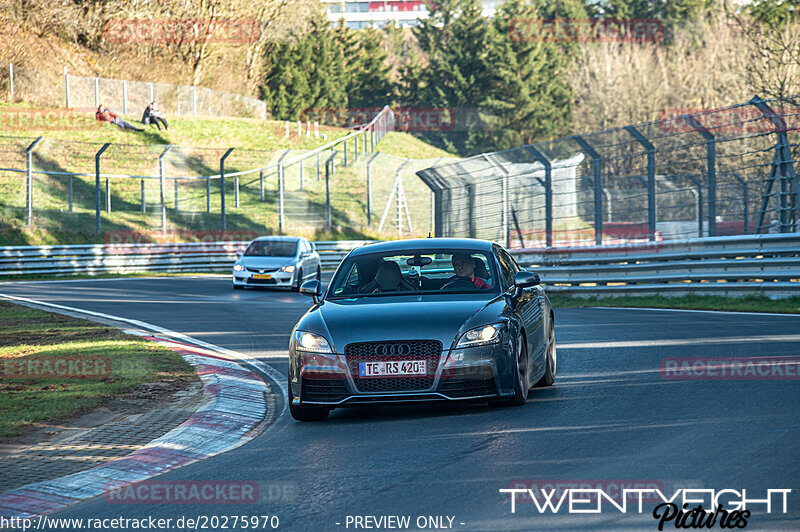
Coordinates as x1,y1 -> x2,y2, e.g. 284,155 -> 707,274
1,276 -> 799,531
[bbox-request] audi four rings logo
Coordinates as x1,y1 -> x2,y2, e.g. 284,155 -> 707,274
375,344 -> 412,356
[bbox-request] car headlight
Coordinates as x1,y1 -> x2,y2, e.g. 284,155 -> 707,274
456,324 -> 502,348
281,265 -> 296,273
233,263 -> 244,272
294,330 -> 332,353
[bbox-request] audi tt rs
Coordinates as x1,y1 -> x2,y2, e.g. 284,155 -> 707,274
287,238 -> 556,421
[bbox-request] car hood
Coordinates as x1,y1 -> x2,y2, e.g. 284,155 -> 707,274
240,256 -> 295,269
300,293 -> 508,351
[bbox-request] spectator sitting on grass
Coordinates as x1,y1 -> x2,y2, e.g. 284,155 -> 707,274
142,100 -> 169,130
95,104 -> 143,132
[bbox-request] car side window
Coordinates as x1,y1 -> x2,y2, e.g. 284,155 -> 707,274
495,248 -> 518,289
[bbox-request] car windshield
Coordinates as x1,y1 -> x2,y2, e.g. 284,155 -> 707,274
327,249 -> 499,299
244,240 -> 297,257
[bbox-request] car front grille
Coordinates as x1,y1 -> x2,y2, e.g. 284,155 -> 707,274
245,267 -> 279,273
439,366 -> 497,398
345,340 -> 442,393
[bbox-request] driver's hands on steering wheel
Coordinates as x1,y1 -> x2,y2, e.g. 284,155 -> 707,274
440,275 -> 476,290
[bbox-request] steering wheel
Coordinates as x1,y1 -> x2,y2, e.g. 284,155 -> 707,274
440,276 -> 475,291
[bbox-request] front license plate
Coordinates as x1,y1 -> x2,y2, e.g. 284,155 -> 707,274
252,274 -> 272,279
360,360 -> 427,377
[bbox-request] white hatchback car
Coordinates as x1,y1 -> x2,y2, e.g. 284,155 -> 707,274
232,236 -> 321,290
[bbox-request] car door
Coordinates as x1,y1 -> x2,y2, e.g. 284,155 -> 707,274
495,246 -> 545,375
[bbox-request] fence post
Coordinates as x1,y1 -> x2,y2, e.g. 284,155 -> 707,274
276,150 -> 290,233
686,115 -> 716,237
325,152 -> 336,231
367,152 -> 379,227
354,136 -> 359,164
148,82 -> 154,103
483,154 -> 511,246
106,178 -> 111,213
158,146 -> 173,236
25,137 -> 43,227
64,67 -> 70,108
122,80 -> 128,115
234,173 -> 239,208
220,148 -> 234,231
316,152 -> 320,182
732,173 -> 749,234
94,77 -> 99,109
68,176 -> 73,213
682,175 -> 704,237
259,170 -> 265,201
624,125 -> 657,241
572,135 -> 603,245
299,161 -> 304,191
206,177 -> 211,213
94,142 -> 110,234
8,63 -> 13,101
524,146 -> 552,247
174,178 -> 180,211
141,178 -> 145,212
343,139 -> 348,167
262,101 -> 267,121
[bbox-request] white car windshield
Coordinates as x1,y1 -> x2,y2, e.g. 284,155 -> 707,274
244,240 -> 297,257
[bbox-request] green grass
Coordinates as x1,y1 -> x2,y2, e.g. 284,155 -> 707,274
0,300 -> 198,439
0,103 -> 457,246
548,294 -> 800,314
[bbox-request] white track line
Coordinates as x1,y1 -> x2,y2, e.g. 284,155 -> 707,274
0,292 -> 289,420
584,306 -> 800,317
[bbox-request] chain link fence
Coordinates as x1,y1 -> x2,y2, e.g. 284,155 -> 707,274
8,65 -> 267,119
0,107 -> 456,241
418,96 -> 800,248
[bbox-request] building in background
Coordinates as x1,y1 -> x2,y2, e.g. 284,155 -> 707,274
321,0 -> 499,29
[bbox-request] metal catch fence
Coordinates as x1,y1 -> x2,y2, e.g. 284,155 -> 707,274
417,95 -> 800,248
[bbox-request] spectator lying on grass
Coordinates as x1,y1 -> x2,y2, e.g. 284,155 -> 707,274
95,104 -> 143,132
142,100 -> 169,130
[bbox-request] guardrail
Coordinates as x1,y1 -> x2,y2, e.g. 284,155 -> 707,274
513,233 -> 800,298
0,240 -> 378,277
2,235 -> 798,298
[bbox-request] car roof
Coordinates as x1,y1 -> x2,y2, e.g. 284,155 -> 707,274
349,238 -> 497,257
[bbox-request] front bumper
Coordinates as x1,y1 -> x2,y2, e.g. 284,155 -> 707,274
290,342 -> 515,407
232,271 -> 296,287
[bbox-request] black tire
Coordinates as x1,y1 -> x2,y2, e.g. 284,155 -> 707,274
293,269 -> 303,292
490,333 -> 529,407
288,385 -> 330,422
535,319 -> 556,388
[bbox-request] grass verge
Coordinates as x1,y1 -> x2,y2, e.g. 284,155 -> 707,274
548,294 -> 800,314
0,300 -> 198,439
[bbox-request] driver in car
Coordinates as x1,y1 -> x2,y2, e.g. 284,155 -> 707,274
450,253 -> 491,289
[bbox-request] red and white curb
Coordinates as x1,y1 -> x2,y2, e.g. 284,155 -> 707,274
0,334 -> 273,519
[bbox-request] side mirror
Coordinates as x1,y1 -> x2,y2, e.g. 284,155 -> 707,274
235,250 -> 243,258
514,270 -> 540,288
300,280 -> 322,303
512,270 -> 540,299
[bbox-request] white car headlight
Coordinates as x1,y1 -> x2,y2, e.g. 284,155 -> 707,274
281,265 -> 296,273
233,263 -> 244,272
295,330 -> 332,353
456,324 -> 502,348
